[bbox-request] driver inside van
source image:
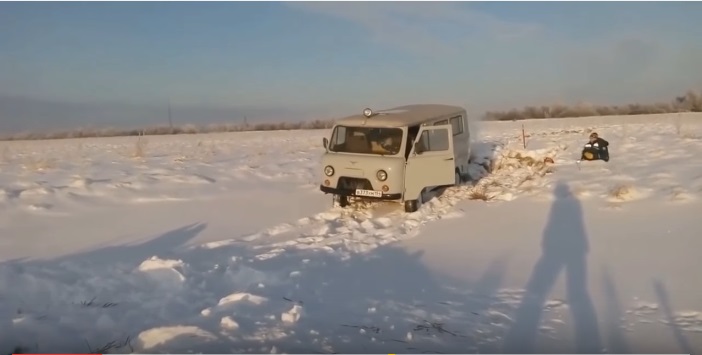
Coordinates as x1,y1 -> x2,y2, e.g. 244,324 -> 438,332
381,135 -> 396,150
370,130 -> 400,154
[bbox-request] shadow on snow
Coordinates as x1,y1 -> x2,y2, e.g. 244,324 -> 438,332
1,221 -> 513,354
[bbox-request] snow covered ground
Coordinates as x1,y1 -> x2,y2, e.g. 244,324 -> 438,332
1,112 -> 702,354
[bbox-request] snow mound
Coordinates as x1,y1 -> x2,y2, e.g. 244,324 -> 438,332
136,325 -> 217,351
605,183 -> 652,202
220,316 -> 240,330
137,256 -> 187,287
201,292 -> 268,316
281,304 -> 303,323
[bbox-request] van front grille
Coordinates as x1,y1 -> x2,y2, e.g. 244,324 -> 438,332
337,177 -> 373,190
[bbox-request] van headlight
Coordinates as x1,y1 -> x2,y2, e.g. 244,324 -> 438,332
376,169 -> 388,181
324,165 -> 334,176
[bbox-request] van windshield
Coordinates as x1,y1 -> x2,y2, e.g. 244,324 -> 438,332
329,126 -> 404,156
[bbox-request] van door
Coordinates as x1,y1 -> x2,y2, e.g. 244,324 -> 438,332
404,124 -> 455,201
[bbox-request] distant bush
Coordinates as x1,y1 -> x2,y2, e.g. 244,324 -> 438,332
484,89 -> 702,121
2,89 -> 700,141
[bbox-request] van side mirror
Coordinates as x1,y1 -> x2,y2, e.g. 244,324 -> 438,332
322,137 -> 329,149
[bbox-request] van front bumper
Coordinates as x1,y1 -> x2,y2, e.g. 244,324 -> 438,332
320,185 -> 402,200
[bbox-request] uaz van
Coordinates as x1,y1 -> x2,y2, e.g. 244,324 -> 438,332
320,104 -> 472,212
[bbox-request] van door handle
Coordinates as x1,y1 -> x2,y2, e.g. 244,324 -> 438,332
444,157 -> 454,161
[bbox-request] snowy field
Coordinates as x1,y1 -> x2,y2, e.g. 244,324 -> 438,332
1,112 -> 702,354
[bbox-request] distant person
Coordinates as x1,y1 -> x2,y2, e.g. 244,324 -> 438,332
580,132 -> 609,162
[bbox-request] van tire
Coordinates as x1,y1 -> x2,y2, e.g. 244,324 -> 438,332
404,188 -> 425,213
337,195 -> 349,208
404,199 -> 419,213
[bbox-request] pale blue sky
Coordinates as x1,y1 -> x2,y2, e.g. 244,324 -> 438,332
1,1 -> 701,132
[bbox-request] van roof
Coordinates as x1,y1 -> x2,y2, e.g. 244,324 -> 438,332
335,104 -> 465,128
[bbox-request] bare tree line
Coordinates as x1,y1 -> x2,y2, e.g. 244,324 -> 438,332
1,120 -> 336,141
484,89 -> 702,121
2,89 -> 701,141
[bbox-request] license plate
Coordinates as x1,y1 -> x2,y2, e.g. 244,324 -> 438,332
355,189 -> 382,198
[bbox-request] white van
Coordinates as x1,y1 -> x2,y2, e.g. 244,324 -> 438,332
320,104 -> 472,212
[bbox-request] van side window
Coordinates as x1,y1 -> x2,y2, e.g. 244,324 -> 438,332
417,128 -> 449,152
434,119 -> 448,126
449,115 -> 463,136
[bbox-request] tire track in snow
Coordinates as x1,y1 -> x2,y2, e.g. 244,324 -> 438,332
199,142 -> 563,261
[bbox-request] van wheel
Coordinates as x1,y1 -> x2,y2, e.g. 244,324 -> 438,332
337,195 -> 349,207
404,189 -> 424,213
404,199 -> 418,213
